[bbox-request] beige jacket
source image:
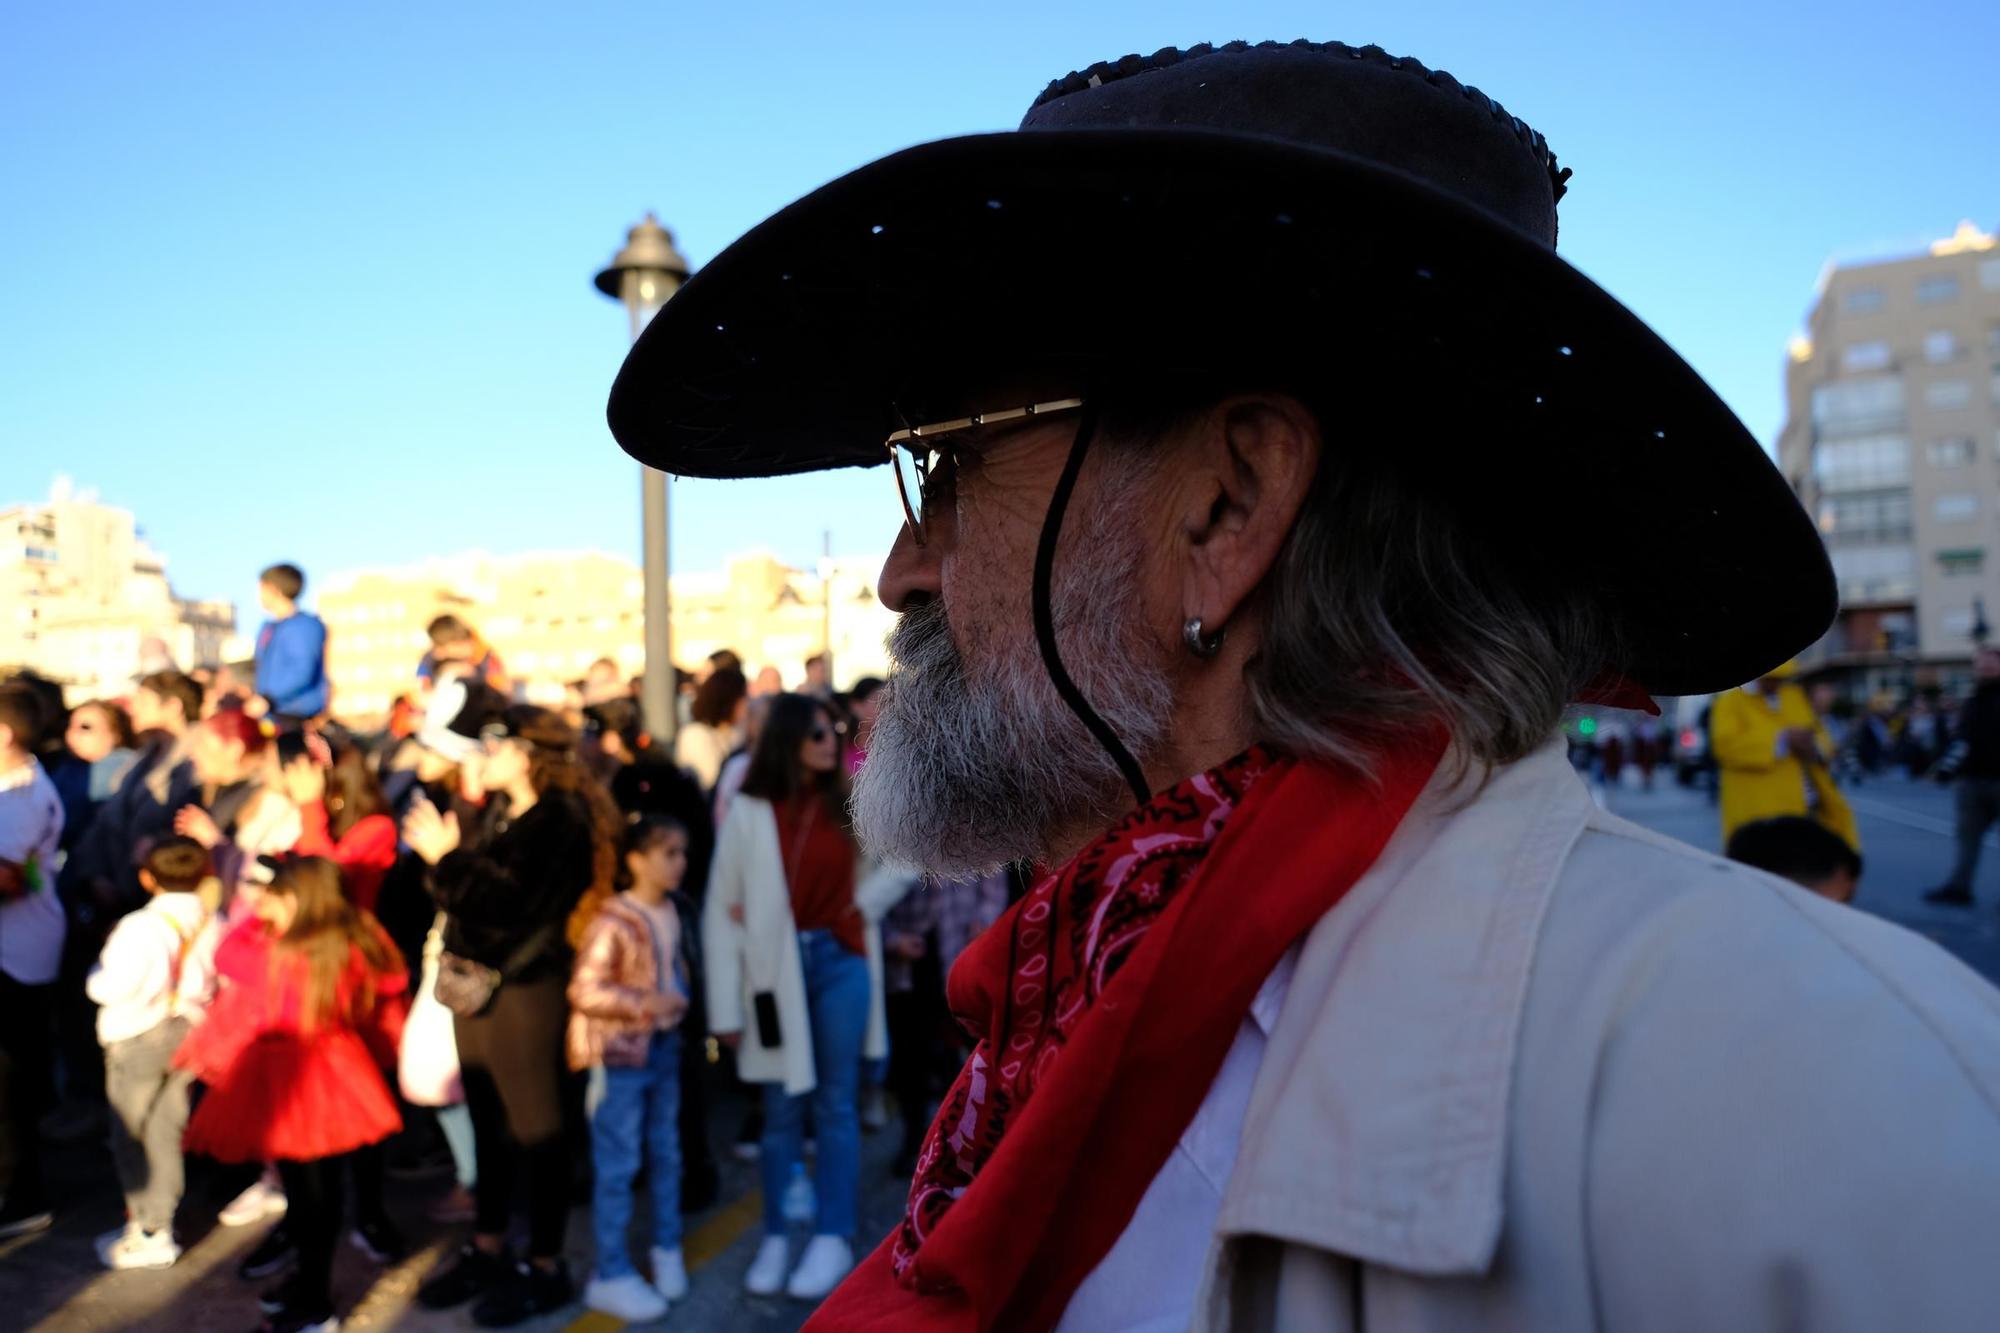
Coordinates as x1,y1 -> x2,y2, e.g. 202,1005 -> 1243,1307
1195,740 -> 2000,1332
703,795 -> 913,1094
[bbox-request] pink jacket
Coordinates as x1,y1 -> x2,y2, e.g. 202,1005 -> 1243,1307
566,894 -> 687,1071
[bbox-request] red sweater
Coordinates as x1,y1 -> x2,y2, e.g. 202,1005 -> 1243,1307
294,802 -> 397,914
773,794 -> 862,955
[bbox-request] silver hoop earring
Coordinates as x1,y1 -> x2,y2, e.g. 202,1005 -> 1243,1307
1183,617 -> 1225,659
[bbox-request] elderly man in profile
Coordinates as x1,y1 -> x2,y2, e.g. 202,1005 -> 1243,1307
605,39 -> 2000,1333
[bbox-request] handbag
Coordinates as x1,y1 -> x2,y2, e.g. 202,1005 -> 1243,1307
400,918 -> 463,1105
435,921 -> 561,1019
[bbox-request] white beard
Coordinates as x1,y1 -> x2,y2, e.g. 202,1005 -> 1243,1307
851,507 -> 1171,878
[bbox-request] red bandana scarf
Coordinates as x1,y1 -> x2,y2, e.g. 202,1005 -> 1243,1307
809,739 -> 1442,1332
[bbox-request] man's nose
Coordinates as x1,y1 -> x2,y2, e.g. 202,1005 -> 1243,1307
876,516 -> 943,614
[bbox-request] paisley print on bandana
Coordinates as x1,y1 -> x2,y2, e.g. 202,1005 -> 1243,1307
893,747 -> 1276,1283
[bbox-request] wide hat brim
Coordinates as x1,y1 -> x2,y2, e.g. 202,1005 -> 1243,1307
607,128 -> 1835,698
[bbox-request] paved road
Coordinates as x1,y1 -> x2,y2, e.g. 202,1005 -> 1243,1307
1601,770 -> 2000,984
4,1085 -> 914,1331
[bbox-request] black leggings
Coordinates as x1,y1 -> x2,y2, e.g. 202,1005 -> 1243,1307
455,975 -> 570,1259
277,1154 -> 351,1308
461,1066 -> 570,1258
350,1140 -> 387,1224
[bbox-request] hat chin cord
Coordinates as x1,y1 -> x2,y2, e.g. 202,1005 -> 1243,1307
1032,400 -> 1153,808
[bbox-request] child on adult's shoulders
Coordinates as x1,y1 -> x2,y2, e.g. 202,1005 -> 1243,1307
249,562 -> 329,729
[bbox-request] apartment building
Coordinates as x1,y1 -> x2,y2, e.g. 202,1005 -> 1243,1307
0,479 -> 239,698
1777,220 -> 2000,697
318,548 -> 895,724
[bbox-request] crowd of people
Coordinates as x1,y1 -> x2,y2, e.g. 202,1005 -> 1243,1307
0,561 -> 1006,1332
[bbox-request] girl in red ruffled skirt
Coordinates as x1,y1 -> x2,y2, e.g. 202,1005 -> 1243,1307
179,855 -> 408,1333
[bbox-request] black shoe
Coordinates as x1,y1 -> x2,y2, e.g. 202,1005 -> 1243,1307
1925,884 -> 1975,906
253,1290 -> 339,1332
238,1225 -> 297,1281
472,1259 -> 574,1328
0,1194 -> 53,1240
417,1242 -> 509,1310
349,1215 -> 407,1264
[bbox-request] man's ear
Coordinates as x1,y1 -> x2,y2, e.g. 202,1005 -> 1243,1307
1178,394 -> 1321,638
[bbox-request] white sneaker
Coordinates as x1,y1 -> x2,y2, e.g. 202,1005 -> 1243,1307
650,1245 -> 689,1302
93,1224 -> 133,1267
99,1224 -> 180,1270
219,1172 -> 287,1226
785,1234 -> 854,1300
584,1272 -> 668,1321
744,1235 -> 791,1296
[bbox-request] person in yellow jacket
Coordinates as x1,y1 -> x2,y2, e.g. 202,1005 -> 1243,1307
1712,664 -> 1860,852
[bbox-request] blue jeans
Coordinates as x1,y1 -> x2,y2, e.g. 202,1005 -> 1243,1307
588,1030 -> 684,1279
762,929 -> 869,1237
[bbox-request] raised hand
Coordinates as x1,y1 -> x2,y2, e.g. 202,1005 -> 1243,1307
402,796 -> 462,865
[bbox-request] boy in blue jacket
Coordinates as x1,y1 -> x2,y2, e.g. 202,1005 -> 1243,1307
252,563 -> 329,728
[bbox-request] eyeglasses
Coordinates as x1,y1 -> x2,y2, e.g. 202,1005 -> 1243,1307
809,726 -> 832,742
887,397 -> 1084,547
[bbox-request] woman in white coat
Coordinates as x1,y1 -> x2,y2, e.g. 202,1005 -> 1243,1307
704,693 -> 907,1302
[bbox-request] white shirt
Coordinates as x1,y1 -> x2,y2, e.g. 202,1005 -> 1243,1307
0,758 -> 66,985
1057,945 -> 1299,1333
86,892 -> 214,1043
628,893 -> 685,1026
676,722 -> 734,791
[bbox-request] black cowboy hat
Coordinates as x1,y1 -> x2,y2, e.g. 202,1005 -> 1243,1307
606,40 -> 1835,697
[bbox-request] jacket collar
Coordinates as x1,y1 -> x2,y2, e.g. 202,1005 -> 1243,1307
599,893 -> 657,935
1214,739 -> 1592,1277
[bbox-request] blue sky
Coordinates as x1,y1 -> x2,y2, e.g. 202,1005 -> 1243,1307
3,1 -> 1993,617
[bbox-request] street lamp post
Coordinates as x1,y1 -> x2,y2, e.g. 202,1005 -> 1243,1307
596,213 -> 691,744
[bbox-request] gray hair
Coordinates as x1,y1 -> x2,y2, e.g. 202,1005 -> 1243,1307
1100,395 -> 1628,783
